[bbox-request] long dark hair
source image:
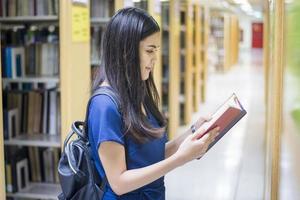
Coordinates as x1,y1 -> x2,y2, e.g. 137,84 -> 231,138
92,7 -> 167,143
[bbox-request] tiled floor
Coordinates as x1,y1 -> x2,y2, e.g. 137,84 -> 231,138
165,49 -> 266,200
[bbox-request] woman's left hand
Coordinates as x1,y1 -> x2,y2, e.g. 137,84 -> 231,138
193,115 -> 212,131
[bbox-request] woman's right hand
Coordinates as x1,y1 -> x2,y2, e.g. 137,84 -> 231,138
174,127 -> 220,165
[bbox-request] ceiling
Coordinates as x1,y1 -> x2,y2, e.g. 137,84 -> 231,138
228,0 -> 264,11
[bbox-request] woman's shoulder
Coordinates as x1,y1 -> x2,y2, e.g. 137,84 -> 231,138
89,93 -> 120,114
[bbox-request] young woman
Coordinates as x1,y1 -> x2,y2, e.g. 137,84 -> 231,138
88,7 -> 219,200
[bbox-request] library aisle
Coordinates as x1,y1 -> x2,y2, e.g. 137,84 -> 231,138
165,49 -> 266,200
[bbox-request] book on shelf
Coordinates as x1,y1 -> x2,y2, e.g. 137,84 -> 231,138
133,0 -> 148,10
1,0 -> 62,197
0,0 -> 58,17
5,146 -> 29,193
2,44 -> 59,79
196,93 -> 247,151
1,27 -> 59,79
91,26 -> 104,66
7,108 -> 19,139
4,146 -> 60,192
3,86 -> 60,138
90,0 -> 114,18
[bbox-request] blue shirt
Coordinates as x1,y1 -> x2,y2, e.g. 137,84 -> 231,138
88,94 -> 168,200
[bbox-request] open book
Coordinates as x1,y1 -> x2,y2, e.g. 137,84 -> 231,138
198,93 -> 247,151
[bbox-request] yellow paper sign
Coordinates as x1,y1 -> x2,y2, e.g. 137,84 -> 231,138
72,5 -> 89,42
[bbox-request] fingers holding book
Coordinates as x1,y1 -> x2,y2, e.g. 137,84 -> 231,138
175,127 -> 220,165
195,127 -> 220,159
192,115 -> 212,132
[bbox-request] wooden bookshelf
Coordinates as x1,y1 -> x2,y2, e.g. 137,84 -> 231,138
115,0 -> 124,11
160,0 -> 181,138
200,5 -> 209,102
90,0 -> 115,80
210,10 -> 227,72
161,1 -> 170,134
223,14 -> 231,71
265,0 -> 285,199
134,0 -> 148,10
148,0 -> 163,103
90,17 -> 110,25
2,77 -> 59,84
0,27 -> 5,200
0,16 -> 58,23
4,134 -> 60,148
182,0 -> 194,125
210,11 -> 240,72
193,2 -> 201,112
0,0 -> 90,199
179,1 -> 187,125
230,15 -> 239,66
60,0 -> 91,142
168,0 -> 180,138
6,182 -> 60,200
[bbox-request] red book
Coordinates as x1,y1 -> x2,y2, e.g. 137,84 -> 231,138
199,93 -> 247,150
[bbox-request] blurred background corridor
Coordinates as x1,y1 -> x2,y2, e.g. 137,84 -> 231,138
1,0 -> 300,200
166,49 -> 266,199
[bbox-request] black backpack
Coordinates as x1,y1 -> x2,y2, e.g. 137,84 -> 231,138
57,86 -> 120,200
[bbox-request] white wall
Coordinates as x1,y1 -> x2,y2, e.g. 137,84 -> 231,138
239,15 -> 253,50
239,14 -> 263,50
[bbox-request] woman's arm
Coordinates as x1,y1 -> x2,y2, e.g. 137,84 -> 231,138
165,128 -> 191,158
99,126 -> 219,196
165,116 -> 211,158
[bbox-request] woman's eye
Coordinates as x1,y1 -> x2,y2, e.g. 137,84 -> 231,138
146,50 -> 154,53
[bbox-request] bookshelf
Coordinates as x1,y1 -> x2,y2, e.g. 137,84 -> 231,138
265,0 -> 285,199
210,10 -> 227,72
230,15 -> 239,66
184,0 -> 194,125
0,16 -> 58,23
2,77 -> 59,84
210,11 -> 240,72
0,0 -> 91,199
161,1 -> 169,136
0,26 -> 5,199
134,0 -> 148,10
4,134 -> 60,148
161,0 -> 180,139
161,1 -> 170,121
168,0 -> 180,138
193,2 -> 201,112
6,182 -> 60,200
147,0 -> 163,104
90,0 -> 115,81
179,1 -> 187,125
200,5 -> 209,102
177,0 -> 194,125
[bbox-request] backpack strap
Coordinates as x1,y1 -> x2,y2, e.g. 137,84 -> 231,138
84,86 -> 121,135
84,86 -> 121,193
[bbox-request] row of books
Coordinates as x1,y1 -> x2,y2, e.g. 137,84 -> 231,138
161,2 -> 169,26
0,0 -> 59,17
5,146 -> 60,193
1,27 -> 59,47
210,12 -> 224,70
133,1 -> 148,10
210,17 -> 224,28
1,43 -> 59,78
3,87 -> 60,139
90,0 -> 114,18
91,26 -> 104,66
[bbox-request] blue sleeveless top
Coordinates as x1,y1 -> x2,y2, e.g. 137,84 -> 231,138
88,94 -> 168,200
